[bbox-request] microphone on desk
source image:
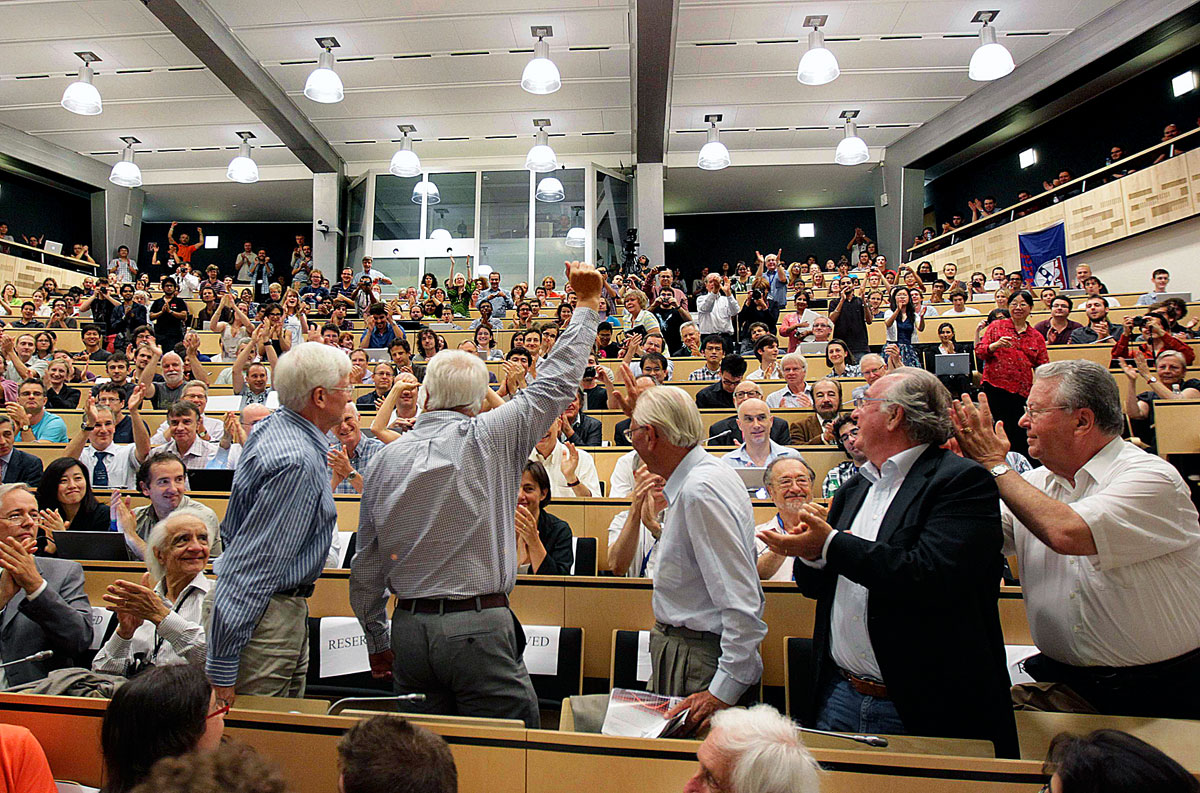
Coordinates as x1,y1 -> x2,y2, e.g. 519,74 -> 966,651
326,693 -> 428,716
0,650 -> 52,670
703,429 -> 733,446
799,726 -> 889,748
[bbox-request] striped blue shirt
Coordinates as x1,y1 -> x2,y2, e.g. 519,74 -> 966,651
205,406 -> 337,687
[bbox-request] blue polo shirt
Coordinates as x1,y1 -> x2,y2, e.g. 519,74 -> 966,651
30,410 -> 68,443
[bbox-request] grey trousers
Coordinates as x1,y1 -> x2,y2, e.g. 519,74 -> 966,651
389,605 -> 540,728
203,590 -> 309,698
647,622 -> 721,698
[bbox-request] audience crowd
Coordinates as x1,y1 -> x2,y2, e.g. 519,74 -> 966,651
0,235 -> 1197,793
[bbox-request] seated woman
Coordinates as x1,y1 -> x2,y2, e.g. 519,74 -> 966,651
100,664 -> 226,793
1043,729 -> 1198,793
824,339 -> 861,378
1121,349 -> 1200,452
34,457 -> 110,554
473,324 -> 504,361
92,507 -> 211,675
515,460 -> 574,575
928,321 -> 974,398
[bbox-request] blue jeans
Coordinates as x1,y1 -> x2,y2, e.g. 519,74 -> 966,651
816,677 -> 907,736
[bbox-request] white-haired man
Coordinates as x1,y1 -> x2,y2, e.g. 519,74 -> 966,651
953,359 -> 1200,720
754,458 -> 816,583
684,704 -> 821,793
350,261 -> 603,728
624,385 -> 766,735
205,342 -> 353,706
766,353 -> 812,409
759,367 -> 1018,757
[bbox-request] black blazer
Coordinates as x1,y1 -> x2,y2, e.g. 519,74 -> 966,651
792,446 -> 1018,758
695,382 -> 735,410
532,511 -> 575,576
3,449 -> 43,488
569,414 -> 603,447
613,418 -> 631,446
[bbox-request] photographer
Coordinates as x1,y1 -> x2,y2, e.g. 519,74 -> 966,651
1111,312 -> 1195,366
736,277 -> 776,349
649,284 -> 693,353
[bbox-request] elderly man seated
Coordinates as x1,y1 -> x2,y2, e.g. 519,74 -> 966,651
722,398 -> 804,498
92,507 -> 211,675
329,403 -> 384,495
754,457 -> 816,582
685,705 -> 821,793
529,417 -> 600,497
766,353 -> 812,409
115,451 -> 222,561
0,483 -> 92,685
953,359 -> 1200,719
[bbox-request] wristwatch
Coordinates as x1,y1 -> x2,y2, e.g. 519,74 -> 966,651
566,479 -> 581,488
989,463 -> 1013,478
82,424 -> 94,432
1148,376 -> 1158,384
346,470 -> 360,482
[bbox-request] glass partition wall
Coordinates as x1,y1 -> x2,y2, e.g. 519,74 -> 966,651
348,165 -> 622,293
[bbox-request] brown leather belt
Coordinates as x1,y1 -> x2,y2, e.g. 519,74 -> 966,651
839,668 -> 889,699
397,593 -> 508,614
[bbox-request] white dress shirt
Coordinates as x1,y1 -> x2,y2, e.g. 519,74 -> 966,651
806,444 -> 929,681
91,573 -> 210,674
755,516 -> 795,582
78,442 -> 140,490
150,415 -> 224,445
530,441 -> 601,498
153,437 -> 241,470
654,445 -> 767,703
608,449 -> 640,499
695,293 -> 738,335
766,383 -> 812,409
1001,437 -> 1200,667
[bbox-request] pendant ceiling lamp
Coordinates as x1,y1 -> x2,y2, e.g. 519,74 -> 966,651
521,26 -> 561,95
109,137 -> 142,187
226,131 -> 259,184
304,37 -> 344,103
525,119 -> 558,173
834,110 -> 869,166
797,16 -> 839,86
697,114 -> 731,171
968,10 -> 1015,81
389,125 -> 422,177
62,51 -> 102,116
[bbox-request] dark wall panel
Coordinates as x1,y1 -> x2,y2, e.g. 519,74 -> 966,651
925,45 -> 1200,227
0,169 -> 92,254
139,221 -> 311,280
663,207 -> 877,282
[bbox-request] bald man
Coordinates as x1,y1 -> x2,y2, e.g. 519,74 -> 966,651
722,398 -> 804,497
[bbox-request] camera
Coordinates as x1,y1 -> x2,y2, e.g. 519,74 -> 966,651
1132,316 -> 1147,329
583,366 -> 596,379
751,289 -> 762,301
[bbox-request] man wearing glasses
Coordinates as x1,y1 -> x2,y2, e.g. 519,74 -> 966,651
759,367 -> 1018,757
821,415 -> 867,497
953,359 -> 1200,721
707,380 -> 791,446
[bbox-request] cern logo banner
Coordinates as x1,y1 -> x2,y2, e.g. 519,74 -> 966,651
1018,222 -> 1069,288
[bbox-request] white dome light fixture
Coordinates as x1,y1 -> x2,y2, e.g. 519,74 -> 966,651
797,16 -> 839,86
697,114 -> 731,171
304,37 -> 344,104
429,208 -> 452,241
521,26 -> 561,95
62,51 -> 103,116
536,175 -> 565,202
226,131 -> 259,184
834,110 -> 869,166
109,137 -> 142,188
968,10 -> 1015,82
412,178 -> 440,205
389,124 -> 422,177
525,119 -> 558,173
565,207 -> 586,249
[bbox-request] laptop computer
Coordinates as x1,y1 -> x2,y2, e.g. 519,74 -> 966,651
54,531 -> 127,561
798,341 -> 828,355
188,468 -> 235,492
934,353 -> 971,376
364,348 -> 392,361
735,467 -> 767,492
1159,291 -> 1192,303
43,240 -> 63,255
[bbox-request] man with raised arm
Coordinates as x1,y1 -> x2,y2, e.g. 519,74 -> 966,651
350,261 -> 602,728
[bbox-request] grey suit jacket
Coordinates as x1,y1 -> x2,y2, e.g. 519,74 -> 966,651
0,557 -> 93,686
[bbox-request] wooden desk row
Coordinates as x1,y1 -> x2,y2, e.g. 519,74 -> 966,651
1,691 -> 1086,793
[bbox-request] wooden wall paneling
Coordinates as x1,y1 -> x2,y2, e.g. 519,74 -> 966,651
1121,155 -> 1193,234
1063,179 -> 1127,254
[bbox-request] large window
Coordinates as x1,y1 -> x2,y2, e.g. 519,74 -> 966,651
373,174 -> 421,240
425,172 -> 476,242
479,170 -> 531,290
370,257 -> 419,290
345,176 -> 368,271
596,171 -> 630,273
533,169 -> 585,289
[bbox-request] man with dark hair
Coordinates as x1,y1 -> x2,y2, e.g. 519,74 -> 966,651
689,335 -> 727,381
120,450 -> 221,559
1034,296 -> 1082,345
0,416 -> 42,486
361,302 -> 405,349
150,277 -> 190,351
822,415 -> 867,498
76,323 -> 111,362
696,354 -> 746,409
1069,296 -> 1123,345
1137,268 -> 1172,306
8,379 -> 68,443
10,302 -> 42,330
151,401 -> 239,470
337,715 -> 457,793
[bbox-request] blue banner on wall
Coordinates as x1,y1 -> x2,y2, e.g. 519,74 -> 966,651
1019,222 -> 1069,288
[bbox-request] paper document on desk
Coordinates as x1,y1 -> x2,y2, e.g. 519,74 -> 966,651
601,688 -> 689,738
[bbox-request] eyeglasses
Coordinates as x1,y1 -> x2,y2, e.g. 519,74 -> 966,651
1023,405 -> 1073,418
852,395 -> 890,408
325,385 -> 357,395
771,476 -> 811,489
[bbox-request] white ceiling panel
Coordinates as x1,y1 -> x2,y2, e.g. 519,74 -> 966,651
665,163 -> 878,214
